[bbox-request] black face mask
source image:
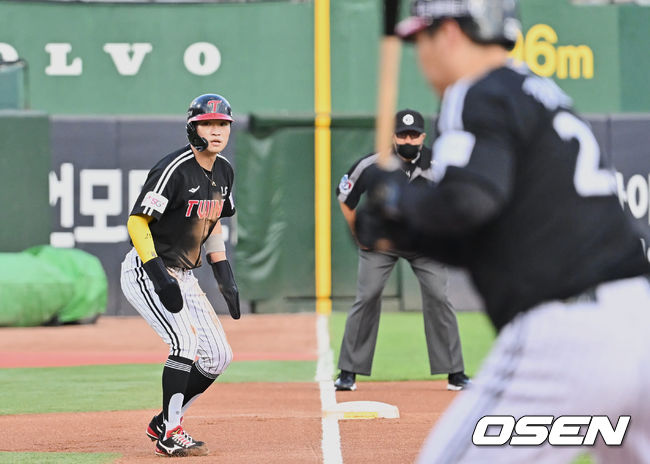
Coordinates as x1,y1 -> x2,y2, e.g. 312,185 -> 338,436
396,143 -> 421,160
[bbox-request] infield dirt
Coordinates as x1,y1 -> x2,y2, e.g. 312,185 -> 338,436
1,314 -> 455,463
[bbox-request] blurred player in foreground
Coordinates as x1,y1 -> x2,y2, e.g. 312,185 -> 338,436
356,0 -> 650,462
121,94 -> 240,457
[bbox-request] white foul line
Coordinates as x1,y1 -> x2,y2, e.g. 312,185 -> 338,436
316,313 -> 343,464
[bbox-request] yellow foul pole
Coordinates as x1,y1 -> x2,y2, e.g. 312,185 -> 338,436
314,0 -> 332,315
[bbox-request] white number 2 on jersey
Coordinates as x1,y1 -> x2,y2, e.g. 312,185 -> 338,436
553,111 -> 617,197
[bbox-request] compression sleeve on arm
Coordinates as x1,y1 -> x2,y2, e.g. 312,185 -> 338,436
127,214 -> 157,263
204,232 -> 226,254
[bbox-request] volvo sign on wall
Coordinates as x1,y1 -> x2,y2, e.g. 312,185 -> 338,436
2,0 -> 650,115
0,1 -> 314,115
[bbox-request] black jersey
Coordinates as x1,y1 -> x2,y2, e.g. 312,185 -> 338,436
337,146 -> 434,209
131,145 -> 235,269
407,64 -> 649,330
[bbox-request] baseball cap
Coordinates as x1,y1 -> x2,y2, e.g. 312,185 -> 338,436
395,109 -> 425,134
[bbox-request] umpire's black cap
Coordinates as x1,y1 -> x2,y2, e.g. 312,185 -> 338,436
395,109 -> 425,134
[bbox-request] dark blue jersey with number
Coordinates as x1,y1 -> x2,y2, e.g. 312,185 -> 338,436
405,63 -> 649,330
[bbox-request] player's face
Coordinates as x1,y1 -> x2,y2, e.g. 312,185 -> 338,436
196,120 -> 231,154
414,23 -> 454,96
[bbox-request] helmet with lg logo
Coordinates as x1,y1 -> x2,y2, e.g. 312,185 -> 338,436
186,94 -> 234,151
397,0 -> 520,51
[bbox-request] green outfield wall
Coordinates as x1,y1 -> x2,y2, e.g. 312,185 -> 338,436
2,0 -> 650,315
618,6 -> 650,112
0,111 -> 51,252
0,1 -> 315,114
234,112 -> 650,313
0,111 -> 645,315
0,0 -> 648,115
515,1 -> 650,112
235,114 -> 403,313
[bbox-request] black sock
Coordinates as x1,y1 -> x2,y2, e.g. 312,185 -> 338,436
182,363 -> 218,410
162,355 -> 193,425
155,363 -> 217,423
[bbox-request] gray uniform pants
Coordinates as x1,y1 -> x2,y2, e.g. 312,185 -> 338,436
338,249 -> 464,376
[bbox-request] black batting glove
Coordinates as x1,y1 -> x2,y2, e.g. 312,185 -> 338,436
142,257 -> 184,313
355,205 -> 385,250
210,260 -> 241,320
355,166 -> 419,252
355,204 -> 416,252
363,164 -> 409,221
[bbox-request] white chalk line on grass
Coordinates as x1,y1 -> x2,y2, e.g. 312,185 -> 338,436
316,313 -> 343,464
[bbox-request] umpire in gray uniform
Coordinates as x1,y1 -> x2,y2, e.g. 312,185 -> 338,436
334,109 -> 469,392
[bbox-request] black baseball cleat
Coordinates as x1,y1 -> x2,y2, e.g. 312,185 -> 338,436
155,425 -> 208,457
447,372 -> 471,391
146,414 -> 164,441
334,370 -> 357,391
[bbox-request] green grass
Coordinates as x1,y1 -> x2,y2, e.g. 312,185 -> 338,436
574,454 -> 593,464
0,360 -> 315,415
221,360 -> 316,383
0,364 -> 162,415
0,453 -> 119,464
329,310 -> 496,381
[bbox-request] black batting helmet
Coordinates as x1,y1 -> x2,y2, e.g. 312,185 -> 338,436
186,94 -> 233,151
397,0 -> 520,50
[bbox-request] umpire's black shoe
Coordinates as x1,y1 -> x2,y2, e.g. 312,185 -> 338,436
334,370 -> 357,391
447,372 -> 471,391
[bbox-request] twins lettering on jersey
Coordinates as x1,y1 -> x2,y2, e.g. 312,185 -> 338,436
185,199 -> 224,219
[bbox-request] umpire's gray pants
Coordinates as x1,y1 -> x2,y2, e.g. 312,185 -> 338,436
338,249 -> 464,376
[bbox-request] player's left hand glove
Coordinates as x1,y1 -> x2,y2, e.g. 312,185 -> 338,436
210,260 -> 241,320
142,257 -> 184,314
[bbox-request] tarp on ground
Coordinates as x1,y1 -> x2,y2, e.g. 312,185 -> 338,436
0,246 -> 107,326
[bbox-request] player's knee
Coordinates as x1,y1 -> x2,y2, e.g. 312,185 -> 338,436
199,343 -> 232,376
217,343 -> 234,374
223,344 -> 233,368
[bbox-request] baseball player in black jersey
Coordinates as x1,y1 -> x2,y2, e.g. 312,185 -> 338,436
334,109 -> 468,392
357,1 -> 650,462
120,94 -> 239,457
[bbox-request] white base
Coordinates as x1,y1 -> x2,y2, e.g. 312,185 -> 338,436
322,401 -> 400,420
